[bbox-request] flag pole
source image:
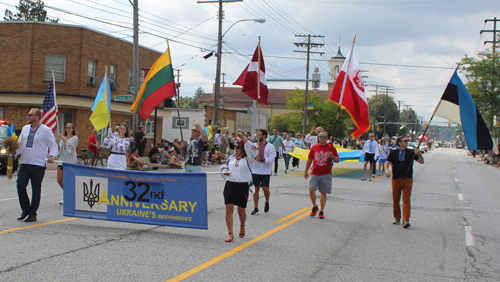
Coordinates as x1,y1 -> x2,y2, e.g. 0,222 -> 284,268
401,65 -> 458,177
167,38 -> 184,142
330,34 -> 356,152
257,36 -> 261,133
52,70 -> 59,138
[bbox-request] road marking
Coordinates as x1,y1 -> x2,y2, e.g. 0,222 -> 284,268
275,207 -> 309,223
453,169 -> 456,173
0,195 -> 40,202
167,209 -> 311,282
286,163 -> 350,177
458,193 -> 464,201
464,226 -> 474,246
454,178 -> 459,183
373,175 -> 386,181
0,218 -> 78,235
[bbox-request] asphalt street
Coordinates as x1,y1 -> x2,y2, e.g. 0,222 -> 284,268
1,148 -> 499,281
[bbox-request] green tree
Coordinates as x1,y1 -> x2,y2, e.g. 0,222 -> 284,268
177,96 -> 203,109
399,108 -> 418,136
460,52 -> 500,137
4,0 -> 58,23
194,87 -> 204,100
368,95 -> 400,138
269,89 -> 350,139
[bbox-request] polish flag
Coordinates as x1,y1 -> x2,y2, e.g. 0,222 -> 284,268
233,45 -> 269,105
329,41 -> 369,138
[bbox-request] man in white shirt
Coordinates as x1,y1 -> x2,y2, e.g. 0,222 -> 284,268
360,133 -> 379,181
250,129 -> 276,215
15,108 -> 58,222
305,126 -> 323,148
214,130 -> 221,149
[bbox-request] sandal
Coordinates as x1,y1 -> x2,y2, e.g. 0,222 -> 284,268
225,232 -> 234,242
239,225 -> 245,238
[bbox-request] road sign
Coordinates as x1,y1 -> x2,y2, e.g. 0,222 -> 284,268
114,95 -> 134,101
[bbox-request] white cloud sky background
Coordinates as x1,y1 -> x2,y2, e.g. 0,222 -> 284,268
1,0 -> 499,124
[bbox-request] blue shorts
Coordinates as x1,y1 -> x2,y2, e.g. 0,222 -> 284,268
378,159 -> 386,164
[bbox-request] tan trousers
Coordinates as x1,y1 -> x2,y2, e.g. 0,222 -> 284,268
392,178 -> 413,222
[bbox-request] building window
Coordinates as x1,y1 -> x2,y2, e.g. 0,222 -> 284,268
57,113 -> 73,135
109,65 -> 117,82
45,54 -> 66,82
0,107 -> 3,119
125,119 -> 131,130
128,69 -> 133,93
172,117 -> 189,129
88,59 -> 96,77
145,121 -> 155,137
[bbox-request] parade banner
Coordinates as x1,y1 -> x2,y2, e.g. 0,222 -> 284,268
63,163 -> 208,229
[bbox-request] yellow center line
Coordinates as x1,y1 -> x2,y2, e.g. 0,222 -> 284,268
166,209 -> 311,282
373,174 -> 386,181
286,162 -> 350,177
0,217 -> 78,235
275,207 -> 309,223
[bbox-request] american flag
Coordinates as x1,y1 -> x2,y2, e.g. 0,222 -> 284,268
41,78 -> 58,133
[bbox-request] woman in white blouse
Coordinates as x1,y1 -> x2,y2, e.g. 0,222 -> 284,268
103,124 -> 131,170
221,132 -> 258,242
57,123 -> 78,198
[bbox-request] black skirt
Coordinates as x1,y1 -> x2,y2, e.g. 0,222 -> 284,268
223,181 -> 250,208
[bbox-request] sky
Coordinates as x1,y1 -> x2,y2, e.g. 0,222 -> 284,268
1,0 -> 499,125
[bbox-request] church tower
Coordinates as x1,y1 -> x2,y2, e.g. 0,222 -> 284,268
327,45 -> 346,92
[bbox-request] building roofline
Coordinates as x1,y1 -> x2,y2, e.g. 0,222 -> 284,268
0,21 -> 163,55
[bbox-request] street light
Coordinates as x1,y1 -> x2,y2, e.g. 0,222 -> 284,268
213,18 -> 265,126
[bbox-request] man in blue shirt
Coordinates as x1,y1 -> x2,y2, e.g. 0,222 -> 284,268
360,133 -> 379,181
268,128 -> 283,176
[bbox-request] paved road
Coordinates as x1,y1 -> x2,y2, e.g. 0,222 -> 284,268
1,148 -> 499,281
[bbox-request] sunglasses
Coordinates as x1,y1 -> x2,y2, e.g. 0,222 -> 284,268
191,129 -> 199,132
400,140 -> 408,143
319,136 -> 328,138
27,114 -> 36,117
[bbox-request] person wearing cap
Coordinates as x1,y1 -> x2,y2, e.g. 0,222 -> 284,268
134,125 -> 147,157
185,119 -> 208,172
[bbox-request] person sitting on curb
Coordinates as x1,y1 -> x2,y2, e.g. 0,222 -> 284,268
128,147 -> 147,171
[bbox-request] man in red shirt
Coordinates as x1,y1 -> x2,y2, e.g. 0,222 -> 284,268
304,131 -> 340,219
88,129 -> 99,166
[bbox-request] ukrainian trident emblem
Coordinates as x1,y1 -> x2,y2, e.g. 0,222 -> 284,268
83,179 -> 100,209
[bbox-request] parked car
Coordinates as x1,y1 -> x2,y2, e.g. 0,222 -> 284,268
0,120 -> 19,175
407,142 -> 425,154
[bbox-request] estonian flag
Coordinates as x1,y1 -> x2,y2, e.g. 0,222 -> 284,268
433,70 -> 493,151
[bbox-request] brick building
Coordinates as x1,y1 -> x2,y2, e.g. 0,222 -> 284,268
0,21 -> 171,155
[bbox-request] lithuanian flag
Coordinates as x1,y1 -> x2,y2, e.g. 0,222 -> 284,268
131,47 -> 176,120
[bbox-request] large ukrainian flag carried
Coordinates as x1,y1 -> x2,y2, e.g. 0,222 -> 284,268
131,44 -> 176,120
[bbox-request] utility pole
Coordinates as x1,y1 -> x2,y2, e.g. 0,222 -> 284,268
132,0 -> 139,132
175,68 -> 183,141
197,0 -> 242,126
294,34 -> 324,135
481,17 -> 500,53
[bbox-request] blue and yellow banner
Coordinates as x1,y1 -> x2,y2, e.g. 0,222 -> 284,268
63,163 -> 208,229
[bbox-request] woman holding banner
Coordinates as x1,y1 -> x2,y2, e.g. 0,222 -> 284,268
56,123 -> 78,204
221,132 -> 258,242
103,124 -> 131,170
